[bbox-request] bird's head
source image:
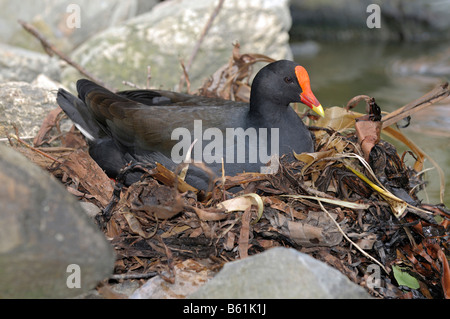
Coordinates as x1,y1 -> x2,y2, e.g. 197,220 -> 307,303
251,60 -> 324,117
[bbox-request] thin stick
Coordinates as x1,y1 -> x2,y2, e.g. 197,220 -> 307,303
317,200 -> 388,273
381,82 -> 450,129
9,133 -> 62,164
186,0 -> 225,72
0,136 -> 34,142
180,60 -> 191,93
18,19 -> 111,90
122,81 -> 142,89
110,272 -> 158,280
179,0 -> 225,90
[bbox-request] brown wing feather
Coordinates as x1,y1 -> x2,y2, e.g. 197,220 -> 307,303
79,80 -> 249,156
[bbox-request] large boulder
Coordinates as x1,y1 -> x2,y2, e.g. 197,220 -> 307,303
0,144 -> 115,298
61,0 -> 293,91
0,0 -> 158,53
0,44 -> 61,83
0,76 -> 64,139
189,247 -> 372,299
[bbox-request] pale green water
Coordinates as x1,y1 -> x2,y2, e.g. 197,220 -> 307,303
293,41 -> 450,207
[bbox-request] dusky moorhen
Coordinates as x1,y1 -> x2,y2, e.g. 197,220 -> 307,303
57,60 -> 323,190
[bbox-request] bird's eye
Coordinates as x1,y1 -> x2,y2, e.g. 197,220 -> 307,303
284,77 -> 293,84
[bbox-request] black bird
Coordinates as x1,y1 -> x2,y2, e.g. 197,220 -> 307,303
57,60 -> 323,190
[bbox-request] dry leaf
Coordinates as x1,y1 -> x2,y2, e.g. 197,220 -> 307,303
190,206 -> 228,221
266,210 -> 343,247
294,149 -> 335,176
355,120 -> 381,162
33,107 -> 63,146
313,106 -> 361,138
217,193 -> 264,223
122,212 -> 153,239
161,225 -> 191,238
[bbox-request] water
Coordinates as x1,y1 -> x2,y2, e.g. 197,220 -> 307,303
293,41 -> 450,207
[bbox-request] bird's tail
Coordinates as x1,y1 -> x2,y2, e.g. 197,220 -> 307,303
56,87 -> 104,141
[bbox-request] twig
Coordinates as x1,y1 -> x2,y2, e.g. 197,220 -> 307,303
180,60 -> 191,94
179,0 -> 225,90
0,136 -> 34,142
8,132 -> 62,164
186,0 -> 225,72
18,19 -> 112,90
381,82 -> 450,128
345,95 -> 372,111
122,81 -> 143,89
110,272 -> 158,280
158,236 -> 176,284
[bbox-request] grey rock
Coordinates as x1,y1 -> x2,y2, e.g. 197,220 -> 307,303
0,0 -> 158,53
0,144 -> 115,298
0,77 -> 62,139
0,44 -> 61,83
189,247 -> 372,299
61,0 -> 293,91
79,201 -> 102,220
131,259 -> 214,299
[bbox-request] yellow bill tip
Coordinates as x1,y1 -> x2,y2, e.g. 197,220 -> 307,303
311,104 -> 325,118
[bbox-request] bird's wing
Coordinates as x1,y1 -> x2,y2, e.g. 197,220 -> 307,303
78,80 -> 248,156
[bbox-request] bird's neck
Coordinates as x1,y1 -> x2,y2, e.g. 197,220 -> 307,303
248,93 -> 289,125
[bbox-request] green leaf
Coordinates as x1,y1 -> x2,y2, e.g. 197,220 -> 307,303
392,265 -> 420,289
